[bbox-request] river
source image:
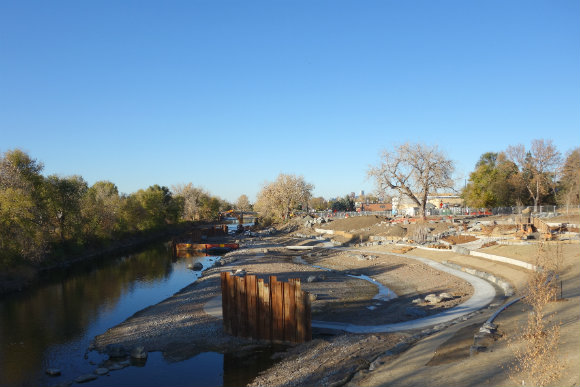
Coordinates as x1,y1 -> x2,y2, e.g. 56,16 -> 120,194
0,228 -> 272,387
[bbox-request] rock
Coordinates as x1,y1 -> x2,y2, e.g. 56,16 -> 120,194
94,368 -> 109,375
108,363 -> 128,371
192,262 -> 203,271
106,344 -> 127,358
131,346 -> 148,359
469,345 -> 486,356
75,374 -> 98,383
233,269 -> 246,276
46,368 -> 61,376
306,275 -> 318,283
439,292 -> 454,300
309,293 -> 318,301
411,298 -> 422,304
425,294 -> 443,304
483,322 -> 497,331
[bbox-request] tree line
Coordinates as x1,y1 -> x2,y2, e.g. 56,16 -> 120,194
462,140 -> 579,210
0,149 -> 232,269
254,139 -> 578,224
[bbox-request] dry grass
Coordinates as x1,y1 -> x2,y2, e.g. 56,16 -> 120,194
508,243 -> 565,386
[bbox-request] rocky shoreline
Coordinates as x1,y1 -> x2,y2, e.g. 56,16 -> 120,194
88,227 -> 483,386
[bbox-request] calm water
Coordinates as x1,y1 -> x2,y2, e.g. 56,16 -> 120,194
0,239 -> 274,387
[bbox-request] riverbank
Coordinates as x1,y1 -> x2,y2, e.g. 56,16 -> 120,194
89,215 -> 579,387
91,229 -> 484,386
0,223 -> 197,296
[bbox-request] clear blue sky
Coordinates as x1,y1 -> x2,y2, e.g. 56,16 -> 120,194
1,1 -> 579,202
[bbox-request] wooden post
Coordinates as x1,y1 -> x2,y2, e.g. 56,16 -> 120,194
294,279 -> 306,343
220,273 -> 311,344
270,276 -> 284,342
284,281 -> 296,343
257,278 -> 271,341
246,275 -> 258,339
304,291 -> 312,341
221,272 -> 231,335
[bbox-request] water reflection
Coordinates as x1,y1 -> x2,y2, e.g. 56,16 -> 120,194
0,243 -> 212,387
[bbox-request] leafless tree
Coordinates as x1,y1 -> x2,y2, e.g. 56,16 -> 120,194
235,194 -> 251,212
506,139 -> 561,211
255,173 -> 314,221
368,143 -> 454,220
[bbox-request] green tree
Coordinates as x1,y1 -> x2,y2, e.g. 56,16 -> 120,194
44,175 -> 88,243
330,195 -> 355,211
0,150 -> 48,264
81,181 -> 122,241
309,196 -> 328,211
133,185 -> 181,230
462,152 -> 520,207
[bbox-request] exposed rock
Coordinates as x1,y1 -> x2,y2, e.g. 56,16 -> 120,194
192,262 -> 203,271
424,294 -> 443,304
439,292 -> 454,300
94,368 -> 109,375
306,275 -> 318,283
131,346 -> 148,360
469,345 -> 486,356
75,374 -> 98,383
46,368 -> 61,376
106,344 -> 127,358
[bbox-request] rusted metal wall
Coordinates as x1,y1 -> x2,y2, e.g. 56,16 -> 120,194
220,272 -> 311,344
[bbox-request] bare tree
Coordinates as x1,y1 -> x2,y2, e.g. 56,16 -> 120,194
235,194 -> 251,212
506,139 -> 561,211
368,143 -> 454,220
255,173 -> 314,222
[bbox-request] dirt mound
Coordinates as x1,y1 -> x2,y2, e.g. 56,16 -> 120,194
441,235 -> 478,245
380,225 -> 407,238
321,215 -> 385,232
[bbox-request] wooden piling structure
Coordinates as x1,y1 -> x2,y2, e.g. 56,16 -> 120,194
220,272 -> 311,344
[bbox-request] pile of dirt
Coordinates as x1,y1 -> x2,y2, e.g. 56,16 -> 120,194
441,235 -> 478,245
377,225 -> 407,238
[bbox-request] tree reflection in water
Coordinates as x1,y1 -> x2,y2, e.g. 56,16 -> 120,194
0,243 -> 208,387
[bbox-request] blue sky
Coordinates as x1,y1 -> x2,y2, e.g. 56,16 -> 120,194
1,1 -> 579,202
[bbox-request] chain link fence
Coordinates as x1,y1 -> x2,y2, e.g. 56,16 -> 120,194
313,205 -> 579,219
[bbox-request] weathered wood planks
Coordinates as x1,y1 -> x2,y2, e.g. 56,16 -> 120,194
220,272 -> 311,344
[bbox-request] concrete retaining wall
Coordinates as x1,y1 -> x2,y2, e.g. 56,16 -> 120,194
442,261 -> 515,296
469,251 -> 536,271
